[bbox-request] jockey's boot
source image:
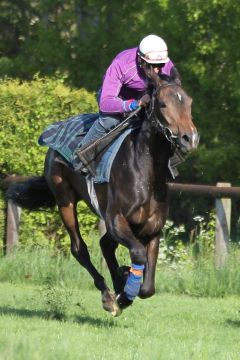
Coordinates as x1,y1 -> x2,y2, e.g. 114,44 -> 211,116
74,115 -> 121,174
80,115 -> 120,148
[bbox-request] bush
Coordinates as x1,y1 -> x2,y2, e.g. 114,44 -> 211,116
0,75 -> 99,250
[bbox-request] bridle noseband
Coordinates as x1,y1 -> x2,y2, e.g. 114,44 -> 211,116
145,83 -> 178,147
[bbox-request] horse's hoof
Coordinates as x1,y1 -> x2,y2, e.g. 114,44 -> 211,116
110,303 -> 122,317
116,292 -> 133,310
102,291 -> 122,317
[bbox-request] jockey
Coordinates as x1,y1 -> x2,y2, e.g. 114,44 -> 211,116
78,34 -> 181,173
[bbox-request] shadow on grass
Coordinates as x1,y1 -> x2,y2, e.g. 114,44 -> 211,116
0,306 -> 121,327
0,306 -> 46,319
225,319 -> 240,328
73,315 -> 122,328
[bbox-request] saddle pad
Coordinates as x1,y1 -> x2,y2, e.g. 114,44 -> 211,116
39,113 -> 137,183
38,113 -> 98,164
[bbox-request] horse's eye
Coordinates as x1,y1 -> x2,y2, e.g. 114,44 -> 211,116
159,101 -> 166,108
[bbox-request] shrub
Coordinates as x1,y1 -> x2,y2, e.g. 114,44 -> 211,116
0,75 -> 99,250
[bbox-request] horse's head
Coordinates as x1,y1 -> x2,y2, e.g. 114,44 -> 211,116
147,70 -> 199,154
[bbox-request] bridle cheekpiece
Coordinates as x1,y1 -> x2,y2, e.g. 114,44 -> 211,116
145,83 -> 178,147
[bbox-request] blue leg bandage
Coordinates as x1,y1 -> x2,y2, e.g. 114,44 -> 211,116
124,264 -> 145,301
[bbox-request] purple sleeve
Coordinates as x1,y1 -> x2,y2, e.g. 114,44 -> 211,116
99,60 -> 127,114
162,59 -> 174,76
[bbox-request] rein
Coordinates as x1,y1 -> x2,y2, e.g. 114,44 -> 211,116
146,83 -> 178,147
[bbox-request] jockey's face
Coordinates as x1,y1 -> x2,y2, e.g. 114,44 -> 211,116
151,63 -> 165,74
139,57 -> 165,77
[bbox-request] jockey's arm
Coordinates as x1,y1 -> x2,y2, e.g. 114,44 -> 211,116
99,61 -> 138,114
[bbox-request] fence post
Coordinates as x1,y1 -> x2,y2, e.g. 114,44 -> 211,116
215,183 -> 231,267
6,200 -> 21,254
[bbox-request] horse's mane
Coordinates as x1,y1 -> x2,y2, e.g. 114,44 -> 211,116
147,73 -> 176,95
159,73 -> 172,82
159,72 -> 182,87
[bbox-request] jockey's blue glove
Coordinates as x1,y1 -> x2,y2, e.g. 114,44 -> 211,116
129,100 -> 139,111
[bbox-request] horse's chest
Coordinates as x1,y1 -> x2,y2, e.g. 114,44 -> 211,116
129,203 -> 168,238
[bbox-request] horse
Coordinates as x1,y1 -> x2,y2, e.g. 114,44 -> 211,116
7,69 -> 199,316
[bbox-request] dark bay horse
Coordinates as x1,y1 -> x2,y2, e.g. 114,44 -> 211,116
7,70 -> 199,316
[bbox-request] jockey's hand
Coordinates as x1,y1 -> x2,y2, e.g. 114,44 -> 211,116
138,94 -> 151,107
128,94 -> 150,112
128,100 -> 139,111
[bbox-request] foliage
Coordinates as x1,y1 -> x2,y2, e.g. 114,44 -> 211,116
0,76 -> 98,249
0,193 -> 6,249
158,220 -> 189,267
191,213 -> 216,257
40,277 -> 73,320
157,214 -> 240,297
3,237 -> 240,299
1,1 -> 240,239
158,214 -> 216,267
157,245 -> 240,298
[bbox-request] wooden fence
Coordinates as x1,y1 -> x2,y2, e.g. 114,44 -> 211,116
169,182 -> 240,267
4,182 -> 240,266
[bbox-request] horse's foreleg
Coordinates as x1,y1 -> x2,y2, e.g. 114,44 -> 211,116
108,214 -> 147,309
100,232 -> 128,294
139,236 -> 160,299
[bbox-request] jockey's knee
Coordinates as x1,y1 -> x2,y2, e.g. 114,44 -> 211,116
99,116 -> 120,131
130,246 -> 146,265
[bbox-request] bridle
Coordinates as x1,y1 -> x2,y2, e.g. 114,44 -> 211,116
145,83 -> 178,147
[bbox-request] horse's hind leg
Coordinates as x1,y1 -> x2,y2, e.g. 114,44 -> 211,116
46,163 -> 121,315
59,196 -> 120,315
100,232 -> 128,294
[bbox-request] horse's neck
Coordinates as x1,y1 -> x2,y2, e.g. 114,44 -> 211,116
135,119 -> 171,184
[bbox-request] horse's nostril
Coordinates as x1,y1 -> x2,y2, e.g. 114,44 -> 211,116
182,134 -> 190,143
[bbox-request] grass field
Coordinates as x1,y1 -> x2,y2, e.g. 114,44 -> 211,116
1,246 -> 240,359
1,282 -> 240,360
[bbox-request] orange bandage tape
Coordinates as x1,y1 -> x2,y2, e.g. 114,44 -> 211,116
130,267 -> 144,276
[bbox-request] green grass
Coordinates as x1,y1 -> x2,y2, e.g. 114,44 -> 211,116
1,246 -> 240,359
2,246 -> 240,298
1,282 -> 240,360
156,247 -> 240,297
0,246 -> 99,289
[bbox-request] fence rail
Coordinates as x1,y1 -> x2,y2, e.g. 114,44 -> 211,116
4,182 -> 240,266
167,182 -> 240,198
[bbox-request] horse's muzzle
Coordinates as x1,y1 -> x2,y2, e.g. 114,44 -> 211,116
178,129 -> 199,153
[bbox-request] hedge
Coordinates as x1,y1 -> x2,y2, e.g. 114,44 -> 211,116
0,75 -> 99,250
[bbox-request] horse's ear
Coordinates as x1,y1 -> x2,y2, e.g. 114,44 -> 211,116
170,66 -> 182,86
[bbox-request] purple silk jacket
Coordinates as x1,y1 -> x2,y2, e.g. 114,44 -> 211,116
99,47 -> 174,114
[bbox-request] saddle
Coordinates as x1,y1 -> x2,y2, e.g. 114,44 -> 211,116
76,109 -> 141,176
38,111 -> 141,183
39,110 -> 185,182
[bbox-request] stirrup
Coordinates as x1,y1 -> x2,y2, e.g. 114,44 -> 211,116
80,167 -> 89,176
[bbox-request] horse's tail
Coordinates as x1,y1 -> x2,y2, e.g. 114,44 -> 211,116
0,173 -> 30,191
6,176 -> 56,210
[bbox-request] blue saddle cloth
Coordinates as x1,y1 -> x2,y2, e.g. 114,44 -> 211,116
38,113 -> 136,183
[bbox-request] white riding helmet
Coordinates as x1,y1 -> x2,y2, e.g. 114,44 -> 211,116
138,34 -> 169,64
